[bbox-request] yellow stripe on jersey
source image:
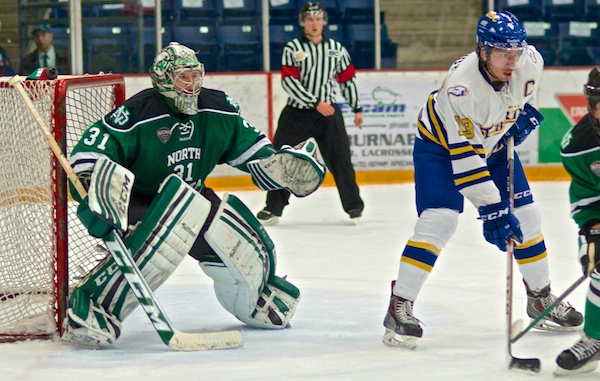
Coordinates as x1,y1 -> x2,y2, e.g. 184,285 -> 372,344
454,145 -> 486,158
417,120 -> 441,145
454,169 -> 491,186
449,145 -> 473,156
426,94 -> 449,150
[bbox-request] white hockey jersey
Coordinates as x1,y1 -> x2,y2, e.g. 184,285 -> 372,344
417,46 -> 544,208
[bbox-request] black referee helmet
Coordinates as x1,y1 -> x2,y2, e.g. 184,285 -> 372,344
298,2 -> 328,25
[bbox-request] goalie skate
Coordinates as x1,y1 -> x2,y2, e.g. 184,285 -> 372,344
60,326 -> 100,349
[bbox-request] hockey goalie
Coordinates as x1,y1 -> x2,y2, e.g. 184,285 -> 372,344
64,42 -> 326,347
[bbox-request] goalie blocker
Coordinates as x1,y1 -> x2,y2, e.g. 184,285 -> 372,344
66,160 -> 299,345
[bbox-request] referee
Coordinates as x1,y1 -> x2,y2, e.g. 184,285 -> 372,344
257,2 -> 364,225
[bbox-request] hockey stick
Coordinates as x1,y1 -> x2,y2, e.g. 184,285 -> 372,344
8,75 -> 243,351
505,137 -> 541,372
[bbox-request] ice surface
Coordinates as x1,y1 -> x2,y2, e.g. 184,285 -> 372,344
1,182 -> 595,380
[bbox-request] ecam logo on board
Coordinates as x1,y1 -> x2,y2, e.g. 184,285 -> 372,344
555,94 -> 588,124
339,103 -> 406,114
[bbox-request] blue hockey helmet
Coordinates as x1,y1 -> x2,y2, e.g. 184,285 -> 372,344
477,11 -> 526,51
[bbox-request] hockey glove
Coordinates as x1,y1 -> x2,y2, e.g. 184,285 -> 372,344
478,200 -> 523,252
77,196 -> 114,239
247,137 -> 326,197
504,103 -> 544,146
579,227 -> 600,276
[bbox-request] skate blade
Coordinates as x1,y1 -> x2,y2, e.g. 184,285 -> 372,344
382,329 -> 418,349
60,331 -> 100,349
553,360 -> 599,376
260,216 -> 279,226
530,318 -> 582,332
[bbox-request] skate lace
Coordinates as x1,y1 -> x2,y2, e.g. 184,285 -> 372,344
569,337 -> 600,361
541,294 -> 575,318
395,298 -> 421,325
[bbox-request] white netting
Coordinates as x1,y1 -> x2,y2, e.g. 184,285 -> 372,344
0,76 -> 123,339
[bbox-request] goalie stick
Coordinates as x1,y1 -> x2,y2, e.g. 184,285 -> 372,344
8,75 -> 243,351
505,137 -> 541,373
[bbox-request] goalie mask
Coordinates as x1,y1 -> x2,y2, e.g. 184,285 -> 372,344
298,2 -> 328,25
150,42 -> 205,115
476,11 -> 527,69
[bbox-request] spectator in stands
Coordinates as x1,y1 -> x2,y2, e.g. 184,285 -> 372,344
0,21 -> 14,76
20,24 -> 68,75
256,2 -> 364,225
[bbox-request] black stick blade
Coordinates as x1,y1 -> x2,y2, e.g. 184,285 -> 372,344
509,356 -> 541,373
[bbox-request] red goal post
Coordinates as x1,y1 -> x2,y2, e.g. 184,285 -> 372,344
0,74 -> 126,342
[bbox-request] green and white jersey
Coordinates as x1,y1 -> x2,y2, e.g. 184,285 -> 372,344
560,113 -> 600,228
70,87 -> 275,196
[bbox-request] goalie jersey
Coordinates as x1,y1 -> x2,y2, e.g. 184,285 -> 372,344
70,88 -> 275,196
418,46 -> 544,207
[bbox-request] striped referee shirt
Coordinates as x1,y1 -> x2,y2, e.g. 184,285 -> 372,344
281,34 -> 363,113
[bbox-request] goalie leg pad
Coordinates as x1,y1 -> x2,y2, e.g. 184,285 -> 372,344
201,193 -> 300,328
247,137 -> 326,197
65,175 -> 210,343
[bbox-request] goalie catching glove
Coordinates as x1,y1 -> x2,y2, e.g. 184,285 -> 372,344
247,137 -> 325,197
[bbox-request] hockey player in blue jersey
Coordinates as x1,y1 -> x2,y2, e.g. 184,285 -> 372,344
382,11 -> 583,349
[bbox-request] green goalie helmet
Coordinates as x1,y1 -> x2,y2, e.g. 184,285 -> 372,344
149,42 -> 205,115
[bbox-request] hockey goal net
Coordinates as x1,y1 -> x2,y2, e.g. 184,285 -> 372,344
0,74 -> 126,342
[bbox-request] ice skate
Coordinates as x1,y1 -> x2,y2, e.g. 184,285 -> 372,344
348,209 -> 362,225
382,294 -> 423,349
554,333 -> 600,376
526,285 -> 583,331
257,209 -> 280,226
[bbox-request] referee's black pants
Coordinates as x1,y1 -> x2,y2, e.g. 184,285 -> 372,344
264,104 -> 364,216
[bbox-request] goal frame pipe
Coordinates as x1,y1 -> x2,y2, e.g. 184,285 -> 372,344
52,75 -> 126,337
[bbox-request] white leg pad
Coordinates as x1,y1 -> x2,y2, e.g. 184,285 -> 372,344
201,193 -> 300,328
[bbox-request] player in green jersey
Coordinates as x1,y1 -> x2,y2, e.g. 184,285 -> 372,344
63,42 -> 325,347
558,67 -> 600,375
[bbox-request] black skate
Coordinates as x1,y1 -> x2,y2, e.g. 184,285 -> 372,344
526,285 -> 583,331
256,209 -> 280,226
554,334 -> 600,376
382,293 -> 423,349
